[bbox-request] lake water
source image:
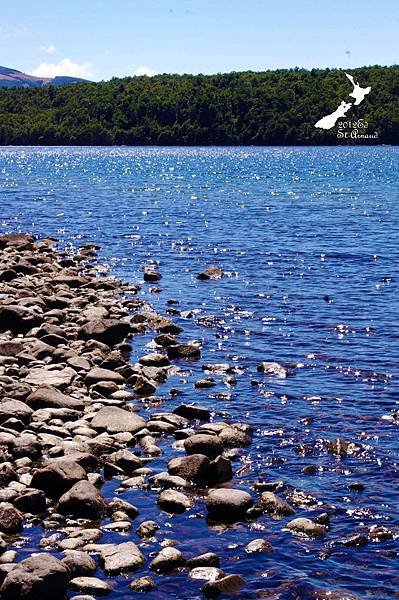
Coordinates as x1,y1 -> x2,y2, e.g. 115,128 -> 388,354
1,146 -> 398,599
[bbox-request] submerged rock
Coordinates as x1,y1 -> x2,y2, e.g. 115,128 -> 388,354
245,538 -> 272,553
129,576 -> 155,592
286,517 -> 327,538
202,574 -> 246,598
257,361 -> 288,378
197,266 -> 224,280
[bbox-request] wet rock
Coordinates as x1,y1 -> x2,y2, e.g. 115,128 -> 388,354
245,538 -> 272,553
368,526 -> 395,542
189,567 -> 224,581
0,503 -> 23,533
110,449 -> 142,474
257,362 -> 288,378
167,343 -> 201,360
202,574 -> 246,598
208,456 -> 233,484
100,542 -> 145,574
168,454 -> 210,485
85,368 -> 125,385
335,534 -> 368,547
151,472 -> 190,490
194,378 -> 215,389
91,406 -> 145,434
31,459 -> 87,499
184,434 -> 224,460
197,266 -> 224,280
258,492 -> 295,516
157,489 -> 192,513
79,319 -> 131,346
132,376 -> 157,396
0,400 -> 33,425
206,489 -> 253,522
327,438 -> 354,457
143,270 -> 162,282
139,353 -> 170,367
136,520 -> 159,538
348,482 -> 365,492
129,576 -> 155,592
173,404 -> 210,421
0,553 -> 69,600
150,547 -> 185,573
26,385 -> 84,410
61,552 -> 96,577
218,427 -> 251,448
154,333 -> 177,348
58,481 -> 106,519
286,517 -> 327,538
187,553 -> 221,568
70,577 -> 111,596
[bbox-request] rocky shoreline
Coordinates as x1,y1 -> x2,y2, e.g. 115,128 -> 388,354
0,232 -> 261,599
0,232 -> 394,600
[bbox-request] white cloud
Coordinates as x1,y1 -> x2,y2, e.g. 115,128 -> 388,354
40,44 -> 56,54
32,58 -> 93,79
134,65 -> 158,77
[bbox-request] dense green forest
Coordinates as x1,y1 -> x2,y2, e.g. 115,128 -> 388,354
0,66 -> 397,145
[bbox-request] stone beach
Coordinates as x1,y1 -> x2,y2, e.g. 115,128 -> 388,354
0,230 -> 397,599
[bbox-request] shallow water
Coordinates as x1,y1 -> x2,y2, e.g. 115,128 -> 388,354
1,146 -> 398,599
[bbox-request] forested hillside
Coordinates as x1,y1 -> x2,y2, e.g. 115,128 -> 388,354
0,66 -> 397,145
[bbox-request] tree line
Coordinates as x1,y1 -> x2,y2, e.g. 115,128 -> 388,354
0,66 -> 397,145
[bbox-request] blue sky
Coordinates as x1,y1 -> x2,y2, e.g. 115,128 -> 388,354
0,0 -> 398,80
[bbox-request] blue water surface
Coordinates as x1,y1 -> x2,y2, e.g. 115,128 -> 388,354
0,146 -> 398,599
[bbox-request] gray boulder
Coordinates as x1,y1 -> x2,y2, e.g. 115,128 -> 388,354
26,385 -> 84,410
286,517 -> 327,538
0,554 -> 69,600
91,406 -> 145,434
0,503 -> 23,533
58,481 -> 106,519
206,489 -> 253,522
259,492 -> 295,516
31,459 -> 87,499
100,541 -> 145,574
150,547 -> 185,573
184,434 -> 224,460
79,319 -> 131,346
0,400 -> 33,425
157,489 -> 192,513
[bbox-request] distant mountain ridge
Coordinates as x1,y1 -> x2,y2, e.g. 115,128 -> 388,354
0,65 -> 90,88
